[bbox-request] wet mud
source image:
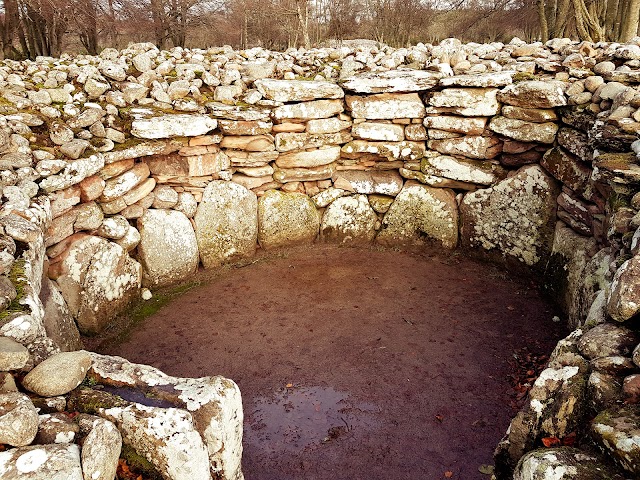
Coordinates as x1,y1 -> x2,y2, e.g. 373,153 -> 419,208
98,245 -> 566,480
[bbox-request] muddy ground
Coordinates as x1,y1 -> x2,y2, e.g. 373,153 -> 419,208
96,245 -> 566,480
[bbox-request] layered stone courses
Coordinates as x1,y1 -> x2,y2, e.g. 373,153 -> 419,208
2,38 -> 640,480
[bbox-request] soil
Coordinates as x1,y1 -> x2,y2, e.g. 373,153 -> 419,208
96,244 -> 567,480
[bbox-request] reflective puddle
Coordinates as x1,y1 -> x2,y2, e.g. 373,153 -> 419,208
244,386 -> 380,453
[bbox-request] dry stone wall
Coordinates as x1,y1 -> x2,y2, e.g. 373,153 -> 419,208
0,37 -> 640,479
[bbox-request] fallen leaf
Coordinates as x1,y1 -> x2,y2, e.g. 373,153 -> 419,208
478,464 -> 494,475
444,471 -> 453,478
435,414 -> 444,422
562,432 -> 577,446
285,383 -> 293,388
541,436 -> 561,447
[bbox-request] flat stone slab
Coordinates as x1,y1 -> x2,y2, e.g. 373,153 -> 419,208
340,70 -> 441,93
439,71 -> 514,87
346,93 -> 425,119
132,114 -> 218,139
255,79 -> 344,102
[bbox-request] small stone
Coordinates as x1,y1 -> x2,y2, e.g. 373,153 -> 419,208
96,215 -> 129,240
34,412 -> 79,444
0,392 -> 39,446
623,374 -> 640,404
0,337 -> 30,371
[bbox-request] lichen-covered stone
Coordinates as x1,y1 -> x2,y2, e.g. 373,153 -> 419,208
332,171 -> 404,196
351,122 -> 405,141
428,135 -> 502,159
461,165 -> 559,266
426,88 -> 500,116
497,80 -> 567,108
346,93 -> 425,119
495,360 -> 588,476
591,405 -> 640,475
549,224 -> 598,328
78,415 -> 122,480
341,139 -> 425,161
540,147 -> 591,196
88,353 -> 243,480
50,235 -> 142,335
0,444 -> 83,479
275,146 -> 341,168
514,447 -> 624,480
255,79 -> 343,101
321,195 -> 377,244
137,209 -> 198,287
340,70 -> 441,93
608,255 -> 640,322
421,155 -> 499,185
489,116 -> 558,144
0,393 -> 39,446
258,190 -> 320,250
423,115 -> 487,134
376,181 -> 458,248
273,99 -> 344,121
0,337 -> 30,371
194,181 -> 258,268
577,323 -> 638,359
39,155 -> 105,193
131,114 -> 218,139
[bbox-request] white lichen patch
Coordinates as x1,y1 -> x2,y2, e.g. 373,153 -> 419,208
15,449 -> 48,473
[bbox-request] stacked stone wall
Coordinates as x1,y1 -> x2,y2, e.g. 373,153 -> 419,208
0,37 -> 640,479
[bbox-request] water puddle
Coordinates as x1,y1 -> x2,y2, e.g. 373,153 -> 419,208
244,386 -> 380,453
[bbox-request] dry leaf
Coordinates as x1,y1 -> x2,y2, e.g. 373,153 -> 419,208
444,471 -> 453,478
541,436 -> 561,447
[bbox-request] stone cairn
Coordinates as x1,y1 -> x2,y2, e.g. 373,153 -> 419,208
0,36 -> 639,479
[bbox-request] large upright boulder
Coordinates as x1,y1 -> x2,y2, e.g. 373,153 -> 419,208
321,195 -> 378,244
137,209 -> 199,287
194,181 -> 258,268
460,165 -> 559,266
258,190 -> 320,250
376,181 -> 458,249
49,235 -> 141,335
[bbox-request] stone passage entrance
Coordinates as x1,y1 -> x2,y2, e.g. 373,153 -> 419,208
98,245 -> 564,480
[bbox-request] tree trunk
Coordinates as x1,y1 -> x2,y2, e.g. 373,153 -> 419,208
538,0 -> 549,41
620,0 -> 640,41
295,0 -> 311,48
151,0 -> 167,48
604,0 -> 620,40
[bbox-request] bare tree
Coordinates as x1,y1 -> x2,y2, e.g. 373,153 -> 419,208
538,0 -> 639,42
